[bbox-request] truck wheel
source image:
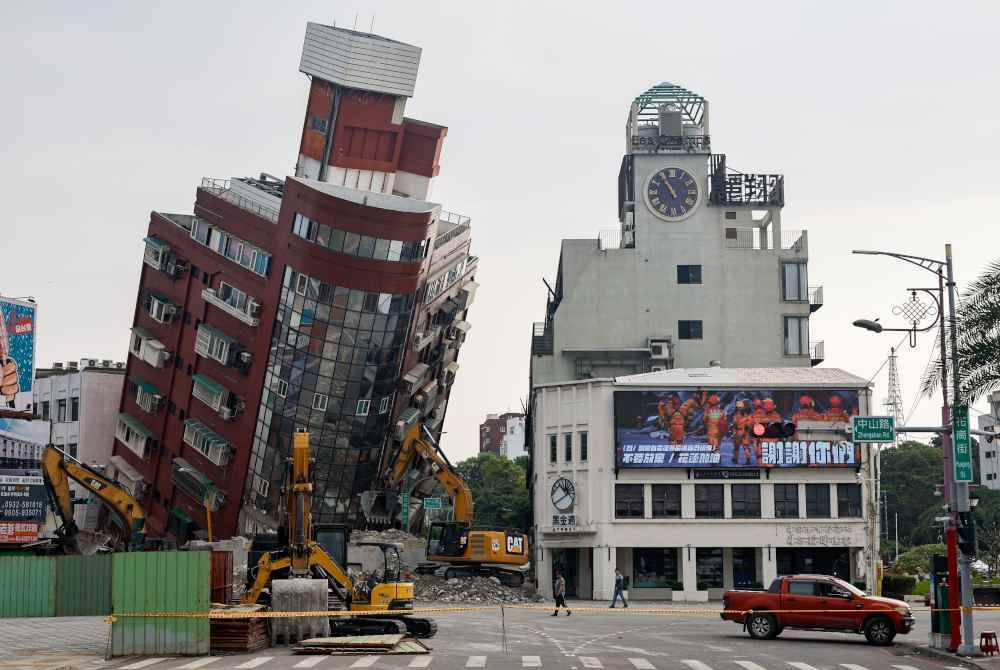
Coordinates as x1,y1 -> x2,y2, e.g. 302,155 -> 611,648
746,612 -> 778,640
864,616 -> 896,646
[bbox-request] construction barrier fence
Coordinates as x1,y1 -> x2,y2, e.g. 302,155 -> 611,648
0,554 -> 112,617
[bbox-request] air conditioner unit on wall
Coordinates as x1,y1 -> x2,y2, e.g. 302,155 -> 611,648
239,351 -> 252,365
648,337 -> 672,361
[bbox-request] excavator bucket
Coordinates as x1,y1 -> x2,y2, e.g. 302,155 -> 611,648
359,489 -> 399,528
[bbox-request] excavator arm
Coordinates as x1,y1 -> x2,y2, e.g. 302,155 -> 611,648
387,423 -> 474,523
240,542 -> 358,606
41,446 -> 146,551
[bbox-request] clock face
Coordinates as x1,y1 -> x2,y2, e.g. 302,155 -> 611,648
646,166 -> 700,221
551,478 -> 576,512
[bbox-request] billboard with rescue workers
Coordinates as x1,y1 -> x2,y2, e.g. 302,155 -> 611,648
613,389 -> 861,469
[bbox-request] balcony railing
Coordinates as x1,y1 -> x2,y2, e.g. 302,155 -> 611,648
199,178 -> 279,223
810,340 -> 825,366
809,285 -> 824,312
434,222 -> 470,249
724,227 -> 767,250
532,321 -> 553,356
202,288 -> 260,326
781,229 -> 807,252
439,210 -> 471,226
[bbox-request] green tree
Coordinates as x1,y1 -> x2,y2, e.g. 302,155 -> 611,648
880,441 -> 944,545
454,453 -> 530,530
921,259 -> 1000,401
891,543 -> 946,575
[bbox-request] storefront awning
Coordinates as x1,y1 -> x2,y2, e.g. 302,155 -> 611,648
109,455 -> 144,484
135,380 -> 159,396
172,457 -> 224,512
148,290 -> 175,305
117,413 -> 154,439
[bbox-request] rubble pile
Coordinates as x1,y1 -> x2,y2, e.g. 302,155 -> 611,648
413,574 -> 543,604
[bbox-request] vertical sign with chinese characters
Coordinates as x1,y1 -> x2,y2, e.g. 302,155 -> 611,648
953,404 -> 973,482
401,492 -> 410,529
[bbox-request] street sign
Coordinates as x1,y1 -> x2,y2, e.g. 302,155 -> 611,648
423,497 -> 442,510
852,416 -> 896,442
953,404 -> 973,482
401,492 -> 410,528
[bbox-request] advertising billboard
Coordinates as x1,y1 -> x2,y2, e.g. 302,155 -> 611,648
0,297 -> 37,413
0,418 -> 50,469
0,470 -> 46,545
614,389 -> 861,469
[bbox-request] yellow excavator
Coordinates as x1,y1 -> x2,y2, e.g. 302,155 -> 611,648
362,412 -> 529,585
241,430 -> 436,638
40,446 -> 147,553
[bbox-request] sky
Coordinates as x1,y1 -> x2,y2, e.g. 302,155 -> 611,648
3,1 -> 999,462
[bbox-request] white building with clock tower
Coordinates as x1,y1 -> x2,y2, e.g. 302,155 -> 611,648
530,82 -> 822,386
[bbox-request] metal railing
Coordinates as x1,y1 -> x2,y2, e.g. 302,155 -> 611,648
809,285 -> 824,309
434,222 -> 470,249
599,229 -> 622,250
199,178 -> 279,223
781,229 -> 807,252
532,322 -> 553,356
439,210 -> 471,226
810,340 -> 825,363
724,227 -> 767,250
201,288 -> 260,327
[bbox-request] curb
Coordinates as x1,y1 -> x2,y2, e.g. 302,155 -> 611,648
896,641 -> 986,668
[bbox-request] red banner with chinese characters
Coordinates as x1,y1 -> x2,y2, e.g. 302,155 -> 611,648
0,521 -> 39,543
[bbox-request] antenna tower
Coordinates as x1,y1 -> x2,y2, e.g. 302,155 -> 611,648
883,346 -> 905,442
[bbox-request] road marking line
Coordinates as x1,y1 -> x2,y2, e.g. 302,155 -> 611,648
523,656 -> 542,667
235,659 -> 274,669
352,657 -> 379,668
579,657 -> 603,668
294,657 -> 329,668
735,662 -> 767,670
466,657 -> 487,668
175,660 -> 221,669
630,659 -> 656,670
841,665 -> 871,670
682,661 -> 712,670
121,660 -> 171,670
788,664 -> 820,670
410,657 -> 433,668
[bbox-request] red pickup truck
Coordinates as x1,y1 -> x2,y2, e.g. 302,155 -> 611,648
722,575 -> 914,645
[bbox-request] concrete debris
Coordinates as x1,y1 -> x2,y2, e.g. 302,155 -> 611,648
413,574 -> 542,604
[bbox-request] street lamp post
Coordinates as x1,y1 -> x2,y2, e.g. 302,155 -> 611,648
853,244 -> 975,655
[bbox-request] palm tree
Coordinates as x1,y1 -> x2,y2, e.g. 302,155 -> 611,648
921,260 -> 1000,402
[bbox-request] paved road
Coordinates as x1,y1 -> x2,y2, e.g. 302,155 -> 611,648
0,604 -> 989,670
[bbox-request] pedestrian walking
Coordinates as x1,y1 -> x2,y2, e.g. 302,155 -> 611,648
552,571 -> 571,616
609,568 -> 628,608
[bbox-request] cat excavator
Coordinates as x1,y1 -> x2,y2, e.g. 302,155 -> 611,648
361,411 -> 529,585
241,430 -> 436,638
40,445 -> 146,553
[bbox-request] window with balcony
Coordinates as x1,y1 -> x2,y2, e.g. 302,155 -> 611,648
190,219 -> 271,277
615,484 -> 644,518
784,316 -> 809,355
782,262 -> 808,302
145,292 -> 177,324
130,327 -> 169,368
143,236 -> 169,271
204,282 -> 260,325
192,374 -> 230,413
135,381 -> 162,414
679,320 -> 703,340
182,419 -> 230,466
194,324 -> 237,365
115,414 -> 153,459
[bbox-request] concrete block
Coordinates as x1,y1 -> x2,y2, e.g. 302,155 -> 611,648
270,578 -> 329,644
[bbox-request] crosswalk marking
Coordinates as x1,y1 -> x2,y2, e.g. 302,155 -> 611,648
841,665 -> 871,670
294,657 -> 329,669
523,656 -> 541,667
121,660 -> 170,670
409,657 -> 434,668
352,657 -> 379,668
788,664 -> 820,670
736,662 -> 767,670
579,658 -> 603,669
629,659 -> 656,670
175,659 -> 221,670
682,661 -> 712,670
234,659 -> 275,669
466,657 -> 487,668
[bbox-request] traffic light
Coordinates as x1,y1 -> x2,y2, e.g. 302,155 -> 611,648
752,421 -> 797,439
957,511 -> 978,556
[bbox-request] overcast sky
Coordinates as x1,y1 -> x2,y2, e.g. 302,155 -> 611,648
3,1 -> 999,461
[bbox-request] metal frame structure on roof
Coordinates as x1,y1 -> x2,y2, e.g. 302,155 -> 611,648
632,82 -> 706,127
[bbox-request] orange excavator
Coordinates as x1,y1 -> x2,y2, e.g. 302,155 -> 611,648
361,411 -> 529,585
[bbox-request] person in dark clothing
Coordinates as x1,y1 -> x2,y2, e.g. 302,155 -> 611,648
609,568 -> 628,608
552,571 -> 571,616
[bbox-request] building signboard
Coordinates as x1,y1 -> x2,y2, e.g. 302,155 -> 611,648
0,297 -> 37,413
422,497 -> 442,510
0,521 -> 39,544
953,404 -> 973,482
613,388 -> 860,469
0,472 -> 47,522
692,469 -> 761,480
